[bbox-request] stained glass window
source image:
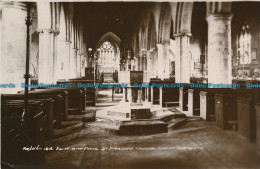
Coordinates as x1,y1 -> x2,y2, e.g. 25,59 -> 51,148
100,41 -> 114,51
98,41 -> 117,73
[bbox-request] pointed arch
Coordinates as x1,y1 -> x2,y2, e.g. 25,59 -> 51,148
97,32 -> 121,53
158,2 -> 172,43
148,13 -> 157,50
140,25 -> 146,50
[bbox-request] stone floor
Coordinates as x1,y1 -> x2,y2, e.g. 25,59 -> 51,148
40,88 -> 260,169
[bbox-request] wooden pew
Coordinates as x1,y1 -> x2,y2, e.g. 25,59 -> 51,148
2,127 -> 45,166
255,103 -> 260,156
36,87 -> 87,114
67,88 -> 85,114
2,93 -> 63,128
2,96 -> 54,139
57,79 -> 96,107
214,89 -> 259,130
187,88 -> 201,116
162,87 -> 179,107
179,84 -> 190,111
236,96 -> 259,142
73,79 -> 96,107
200,88 -> 231,121
30,88 -> 69,120
2,100 -> 47,147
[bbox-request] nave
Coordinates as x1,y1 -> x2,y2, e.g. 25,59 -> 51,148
1,1 -> 260,169
25,89 -> 260,169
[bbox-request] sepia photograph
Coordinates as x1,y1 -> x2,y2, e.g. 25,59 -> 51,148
1,0 -> 260,168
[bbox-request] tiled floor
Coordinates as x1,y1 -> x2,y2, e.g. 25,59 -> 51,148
41,89 -> 260,169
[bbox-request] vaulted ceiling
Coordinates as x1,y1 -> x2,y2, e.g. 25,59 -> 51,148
72,2 -> 151,48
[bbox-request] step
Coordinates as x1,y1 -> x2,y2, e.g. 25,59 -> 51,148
90,118 -> 168,135
88,122 -> 120,134
118,120 -> 168,135
167,118 -> 187,130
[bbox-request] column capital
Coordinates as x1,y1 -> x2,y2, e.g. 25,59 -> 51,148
156,43 -> 170,49
148,48 -> 155,53
65,40 -> 72,45
139,49 -> 147,57
156,43 -> 163,48
206,13 -> 233,22
173,32 -> 192,37
140,48 -> 147,52
53,30 -> 60,36
71,48 -> 78,52
37,28 -> 55,34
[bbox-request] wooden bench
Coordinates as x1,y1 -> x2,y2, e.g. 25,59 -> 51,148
236,96 -> 259,141
187,88 -> 201,116
214,89 -> 259,130
2,92 -> 63,128
165,101 -> 179,107
255,103 -> 260,156
179,84 -> 190,111
2,127 -> 45,166
57,79 -> 97,107
162,87 -> 179,107
199,88 -> 231,121
30,88 -> 69,120
2,101 -> 47,147
67,88 -> 85,114
2,96 -> 54,139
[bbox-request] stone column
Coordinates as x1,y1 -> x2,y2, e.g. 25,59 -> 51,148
146,49 -> 153,80
140,49 -> 147,71
206,14 -> 233,84
81,53 -> 87,77
163,43 -> 170,80
65,41 -> 71,80
76,52 -> 81,77
70,48 -> 78,78
53,30 -> 59,82
156,43 -> 170,80
174,36 -> 181,83
180,34 -> 191,83
38,29 -> 55,84
1,2 -> 29,93
156,44 -> 164,79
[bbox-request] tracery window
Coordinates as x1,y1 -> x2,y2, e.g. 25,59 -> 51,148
238,21 -> 251,64
99,41 -> 117,73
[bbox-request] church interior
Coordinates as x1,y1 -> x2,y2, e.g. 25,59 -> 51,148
1,1 -> 260,169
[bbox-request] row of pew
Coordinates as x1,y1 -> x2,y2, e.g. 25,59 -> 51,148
177,84 -> 259,146
1,79 -> 97,167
